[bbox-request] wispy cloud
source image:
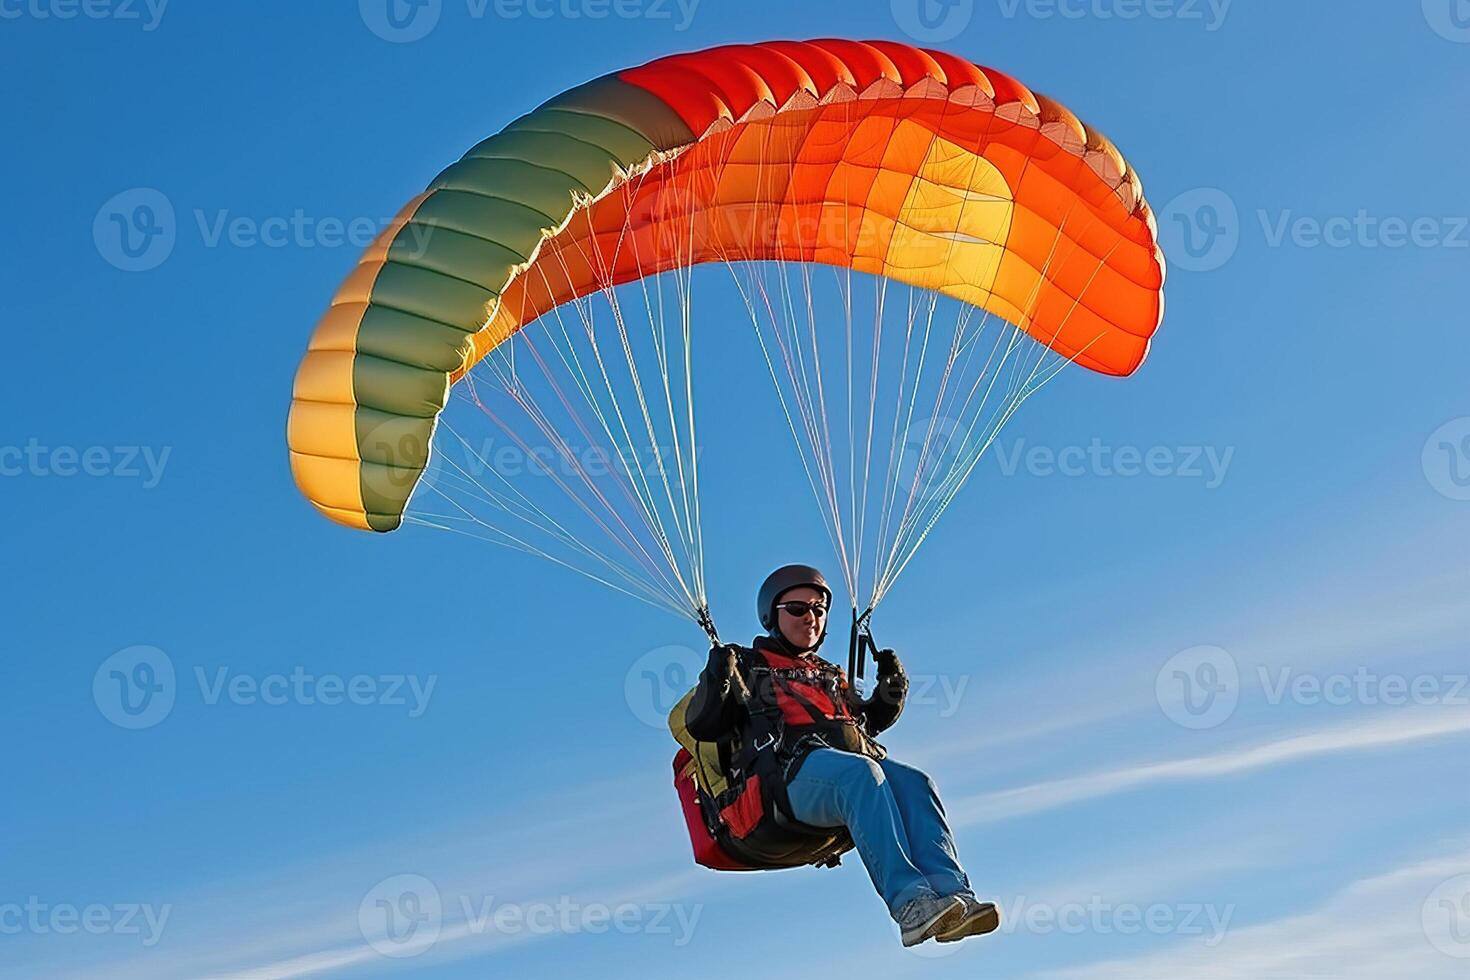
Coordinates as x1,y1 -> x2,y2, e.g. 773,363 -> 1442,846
950,707 -> 1470,826
906,581 -> 1470,772
62,780 -> 698,980
201,869 -> 707,980
53,577 -> 1470,980
1038,844 -> 1470,980
195,706 -> 1465,979
81,705 -> 1466,980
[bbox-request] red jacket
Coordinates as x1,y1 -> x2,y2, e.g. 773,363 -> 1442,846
684,634 -> 908,782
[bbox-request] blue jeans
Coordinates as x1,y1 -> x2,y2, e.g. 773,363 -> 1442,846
784,748 -> 971,917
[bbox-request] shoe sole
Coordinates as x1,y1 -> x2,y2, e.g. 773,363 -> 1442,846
937,902 -> 1001,943
900,896 -> 967,947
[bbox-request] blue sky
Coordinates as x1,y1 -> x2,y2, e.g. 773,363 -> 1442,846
3,1 -> 1469,977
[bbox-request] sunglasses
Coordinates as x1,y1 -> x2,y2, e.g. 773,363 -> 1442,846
776,600 -> 828,619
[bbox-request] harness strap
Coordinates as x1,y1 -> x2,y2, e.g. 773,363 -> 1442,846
849,608 -> 876,689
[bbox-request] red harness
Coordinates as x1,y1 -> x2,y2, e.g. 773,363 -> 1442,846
746,645 -> 859,730
670,640 -> 867,872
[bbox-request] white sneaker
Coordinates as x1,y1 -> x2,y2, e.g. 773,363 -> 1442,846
895,893 -> 966,947
935,893 -> 1001,943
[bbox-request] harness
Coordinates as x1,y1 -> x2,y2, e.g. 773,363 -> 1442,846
671,612 -> 884,872
725,646 -> 883,848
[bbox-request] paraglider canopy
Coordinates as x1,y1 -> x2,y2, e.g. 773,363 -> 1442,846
287,39 -> 1165,631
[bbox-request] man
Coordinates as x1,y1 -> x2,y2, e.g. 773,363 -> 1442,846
685,564 -> 999,947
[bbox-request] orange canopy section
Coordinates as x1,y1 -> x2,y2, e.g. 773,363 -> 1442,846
289,40 -> 1165,533
466,40 -> 1163,381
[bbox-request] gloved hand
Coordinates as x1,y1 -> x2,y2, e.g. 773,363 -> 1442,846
707,643 -> 741,681
866,648 -> 908,713
708,643 -> 756,705
873,647 -> 903,677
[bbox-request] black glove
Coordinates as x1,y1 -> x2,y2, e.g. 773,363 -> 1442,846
865,648 -> 907,712
873,647 -> 902,677
707,643 -> 740,681
707,643 -> 754,704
